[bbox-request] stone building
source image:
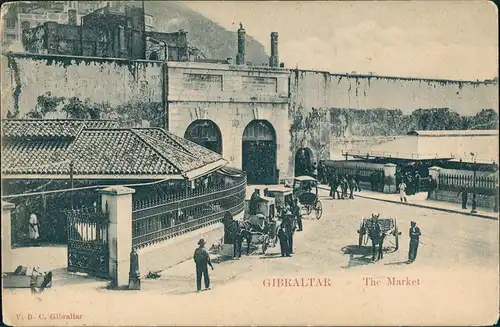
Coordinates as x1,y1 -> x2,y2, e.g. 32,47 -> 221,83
21,4 -> 183,61
2,1 -> 155,49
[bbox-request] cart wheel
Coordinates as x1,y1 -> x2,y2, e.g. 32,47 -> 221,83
315,201 -> 323,219
262,235 -> 269,254
394,226 -> 399,251
358,228 -> 364,247
306,205 -> 312,215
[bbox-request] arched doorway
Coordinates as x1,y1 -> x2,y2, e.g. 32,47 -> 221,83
242,120 -> 277,185
294,147 -> 314,177
184,120 -> 222,154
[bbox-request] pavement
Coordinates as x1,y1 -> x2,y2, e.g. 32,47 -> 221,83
3,189 -> 499,326
318,184 -> 499,220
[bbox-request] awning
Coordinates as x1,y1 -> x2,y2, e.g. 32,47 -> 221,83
183,159 -> 228,181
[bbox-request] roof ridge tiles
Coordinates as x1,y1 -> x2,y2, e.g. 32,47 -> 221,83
130,130 -> 186,176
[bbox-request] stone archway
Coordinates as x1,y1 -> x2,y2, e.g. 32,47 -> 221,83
242,120 -> 277,185
184,120 -> 223,154
294,147 -> 314,177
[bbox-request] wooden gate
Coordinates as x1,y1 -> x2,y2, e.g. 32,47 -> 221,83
66,207 -> 110,278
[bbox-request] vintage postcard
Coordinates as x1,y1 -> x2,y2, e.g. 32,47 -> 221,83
1,0 -> 499,326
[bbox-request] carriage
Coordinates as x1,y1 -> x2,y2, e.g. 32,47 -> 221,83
292,176 -> 323,219
357,217 -> 401,251
244,195 -> 281,254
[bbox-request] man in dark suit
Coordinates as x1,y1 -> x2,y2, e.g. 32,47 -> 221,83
408,221 -> 422,263
193,239 -> 214,292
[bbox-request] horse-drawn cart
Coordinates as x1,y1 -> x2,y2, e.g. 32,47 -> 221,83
292,176 -> 323,219
357,217 -> 401,251
244,196 -> 280,254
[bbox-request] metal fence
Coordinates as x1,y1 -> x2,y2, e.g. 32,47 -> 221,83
439,173 -> 498,196
131,173 -> 246,249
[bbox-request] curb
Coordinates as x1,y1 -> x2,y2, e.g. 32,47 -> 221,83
318,186 -> 498,220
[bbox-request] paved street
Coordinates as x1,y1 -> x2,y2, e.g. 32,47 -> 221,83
4,189 -> 498,326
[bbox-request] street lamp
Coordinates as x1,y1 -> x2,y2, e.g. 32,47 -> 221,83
470,153 -> 477,214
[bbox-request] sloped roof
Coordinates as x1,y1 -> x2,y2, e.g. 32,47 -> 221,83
2,119 -> 120,139
1,120 -> 227,179
407,130 -> 499,137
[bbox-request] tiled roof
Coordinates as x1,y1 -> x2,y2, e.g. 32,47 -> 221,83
69,129 -> 180,175
1,119 -> 120,139
2,139 -> 72,174
1,120 -> 225,178
133,128 -> 222,164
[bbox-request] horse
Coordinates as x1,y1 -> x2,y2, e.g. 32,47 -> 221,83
363,218 -> 385,261
222,212 -> 252,258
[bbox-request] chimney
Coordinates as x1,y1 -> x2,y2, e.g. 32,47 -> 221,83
236,22 -> 246,65
269,32 -> 279,67
68,9 -> 77,26
226,57 -> 233,65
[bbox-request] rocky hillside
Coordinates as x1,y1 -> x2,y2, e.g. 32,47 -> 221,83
141,1 -> 269,64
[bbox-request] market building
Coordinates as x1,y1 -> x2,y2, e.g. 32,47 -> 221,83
1,119 -> 245,247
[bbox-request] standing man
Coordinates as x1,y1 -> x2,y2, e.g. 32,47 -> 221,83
408,221 -> 421,263
414,171 -> 421,193
427,175 -> 436,200
370,171 -> 378,191
249,189 -> 261,215
318,161 -> 325,184
28,213 -> 40,244
354,171 -> 362,192
193,239 -> 214,292
277,224 -> 290,257
293,197 -> 303,232
341,176 -> 348,199
348,175 -> 355,199
282,211 -> 295,255
311,162 -> 318,180
457,185 -> 469,209
399,181 -> 408,203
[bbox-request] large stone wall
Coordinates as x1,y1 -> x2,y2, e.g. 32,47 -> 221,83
2,53 -> 498,180
288,70 -> 499,171
1,53 -> 165,127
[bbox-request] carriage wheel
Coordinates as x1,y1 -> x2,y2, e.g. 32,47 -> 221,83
394,225 -> 399,251
315,201 -> 323,219
306,205 -> 312,215
262,235 -> 270,254
358,226 -> 364,247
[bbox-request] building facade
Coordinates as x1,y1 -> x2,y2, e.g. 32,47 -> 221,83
2,1 -> 155,49
167,61 -> 290,184
21,5 -> 184,61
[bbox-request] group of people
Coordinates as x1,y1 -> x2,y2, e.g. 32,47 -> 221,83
366,213 -> 422,264
327,172 -> 361,200
396,169 -> 422,196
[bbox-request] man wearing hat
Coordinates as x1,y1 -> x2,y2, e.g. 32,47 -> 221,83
193,238 -> 214,292
408,221 -> 421,263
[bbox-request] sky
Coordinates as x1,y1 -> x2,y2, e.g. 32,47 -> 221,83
184,1 -> 498,81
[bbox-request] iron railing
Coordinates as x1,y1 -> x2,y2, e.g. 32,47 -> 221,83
131,174 -> 246,249
439,173 -> 498,196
